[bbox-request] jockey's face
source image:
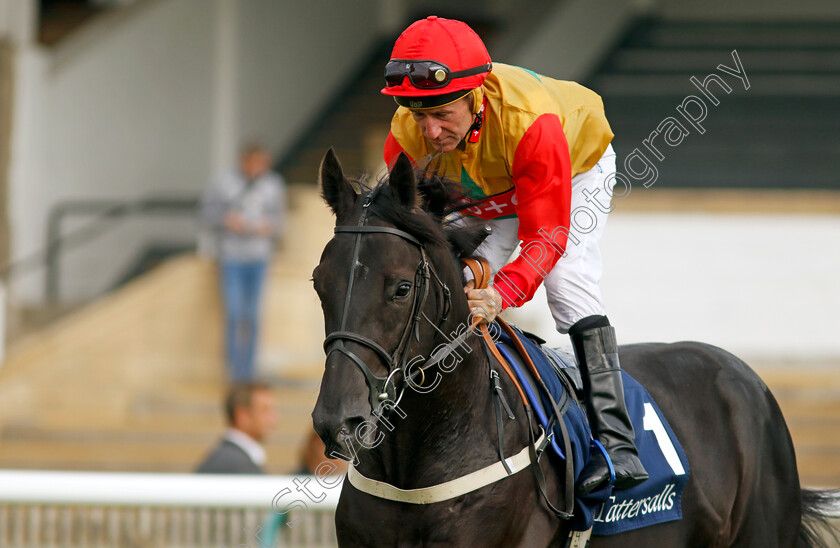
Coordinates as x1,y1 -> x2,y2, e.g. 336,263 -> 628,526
410,95 -> 474,153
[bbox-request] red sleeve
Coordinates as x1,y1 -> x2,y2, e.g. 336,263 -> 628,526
493,114 -> 572,310
384,132 -> 412,167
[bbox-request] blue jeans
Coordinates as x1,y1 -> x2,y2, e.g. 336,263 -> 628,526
221,260 -> 267,381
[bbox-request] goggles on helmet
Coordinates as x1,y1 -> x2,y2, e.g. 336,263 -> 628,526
385,59 -> 492,90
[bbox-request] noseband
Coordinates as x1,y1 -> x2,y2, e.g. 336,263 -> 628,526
323,197 -> 456,413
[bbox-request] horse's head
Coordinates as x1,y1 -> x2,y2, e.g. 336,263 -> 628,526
311,149 -> 487,460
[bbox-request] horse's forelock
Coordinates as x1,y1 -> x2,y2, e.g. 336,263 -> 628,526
366,182 -> 448,249
354,171 -> 487,261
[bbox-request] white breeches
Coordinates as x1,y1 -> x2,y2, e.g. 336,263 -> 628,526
460,144 -> 617,333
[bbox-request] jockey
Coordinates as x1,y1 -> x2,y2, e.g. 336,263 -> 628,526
381,16 -> 648,495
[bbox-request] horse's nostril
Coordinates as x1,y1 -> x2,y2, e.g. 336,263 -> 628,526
339,426 -> 350,437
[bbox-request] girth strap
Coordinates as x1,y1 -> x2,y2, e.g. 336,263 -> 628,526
491,369 -> 516,474
347,430 -> 546,504
526,408 -> 574,520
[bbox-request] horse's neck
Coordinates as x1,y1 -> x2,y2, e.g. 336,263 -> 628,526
361,334 -> 498,486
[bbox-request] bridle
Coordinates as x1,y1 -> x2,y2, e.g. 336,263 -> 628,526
323,195 -> 467,414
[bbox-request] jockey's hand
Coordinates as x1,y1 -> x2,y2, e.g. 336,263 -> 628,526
465,280 -> 502,324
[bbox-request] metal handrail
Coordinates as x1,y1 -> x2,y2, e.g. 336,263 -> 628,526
0,195 -> 199,302
44,196 -> 199,301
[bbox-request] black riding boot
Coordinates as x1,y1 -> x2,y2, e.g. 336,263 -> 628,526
570,316 -> 648,495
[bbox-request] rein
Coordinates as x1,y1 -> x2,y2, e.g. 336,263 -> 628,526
464,258 -> 575,520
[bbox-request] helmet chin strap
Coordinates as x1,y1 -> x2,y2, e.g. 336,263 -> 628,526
466,92 -> 486,144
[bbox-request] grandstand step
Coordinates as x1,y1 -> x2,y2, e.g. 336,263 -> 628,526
794,453 -> 840,488
588,18 -> 840,188
604,48 -> 840,74
592,73 -> 840,96
0,439 -> 302,474
615,189 -> 840,214
626,21 -> 840,49
759,365 -> 840,486
785,421 -> 840,448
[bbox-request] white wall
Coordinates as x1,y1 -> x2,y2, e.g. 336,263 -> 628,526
0,0 -> 35,44
11,0 -> 216,301
8,0 -> 386,303
236,0 -> 381,161
506,213 -> 840,362
507,0 -> 646,81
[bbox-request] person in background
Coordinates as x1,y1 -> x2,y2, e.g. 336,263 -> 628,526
201,142 -> 286,381
196,382 -> 278,474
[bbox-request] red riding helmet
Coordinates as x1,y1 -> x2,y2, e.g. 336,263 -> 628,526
382,16 -> 492,109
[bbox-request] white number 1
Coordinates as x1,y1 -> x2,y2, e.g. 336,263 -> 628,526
643,403 -> 686,475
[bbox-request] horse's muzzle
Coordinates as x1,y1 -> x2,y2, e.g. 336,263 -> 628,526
312,410 -> 368,462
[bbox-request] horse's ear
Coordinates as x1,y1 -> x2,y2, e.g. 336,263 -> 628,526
417,175 -> 446,219
444,224 -> 492,259
319,148 -> 355,217
389,152 -> 419,209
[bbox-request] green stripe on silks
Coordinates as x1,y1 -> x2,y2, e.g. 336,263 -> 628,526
460,166 -> 486,199
461,167 -> 518,220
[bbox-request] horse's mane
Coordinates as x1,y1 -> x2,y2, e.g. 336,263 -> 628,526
360,170 -> 488,259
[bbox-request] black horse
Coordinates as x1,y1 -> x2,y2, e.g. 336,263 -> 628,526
311,149 -> 838,547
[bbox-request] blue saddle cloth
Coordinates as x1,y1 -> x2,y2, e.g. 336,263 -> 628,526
494,323 -> 690,535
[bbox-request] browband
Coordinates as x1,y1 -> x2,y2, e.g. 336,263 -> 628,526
335,225 -> 422,247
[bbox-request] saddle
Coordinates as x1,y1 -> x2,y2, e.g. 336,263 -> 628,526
484,317 -> 604,532
462,258 -> 594,528
495,324 -> 587,458
462,258 -> 691,535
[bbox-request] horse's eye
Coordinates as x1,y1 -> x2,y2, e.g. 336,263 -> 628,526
394,282 -> 412,299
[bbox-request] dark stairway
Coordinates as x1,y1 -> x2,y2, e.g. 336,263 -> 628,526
587,20 -> 840,189
278,41 -> 398,186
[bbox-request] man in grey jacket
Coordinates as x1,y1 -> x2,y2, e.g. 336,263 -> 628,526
196,383 -> 278,474
201,143 -> 286,381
